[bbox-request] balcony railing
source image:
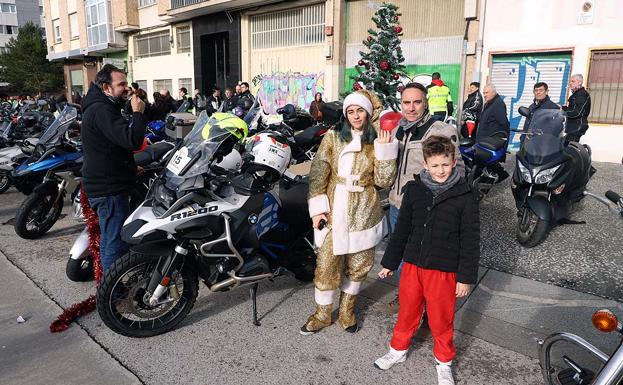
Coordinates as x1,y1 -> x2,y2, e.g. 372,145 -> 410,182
170,0 -> 205,9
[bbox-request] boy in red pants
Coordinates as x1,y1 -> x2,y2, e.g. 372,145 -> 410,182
374,135 -> 480,385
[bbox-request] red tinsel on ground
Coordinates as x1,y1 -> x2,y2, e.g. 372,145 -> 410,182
50,186 -> 102,333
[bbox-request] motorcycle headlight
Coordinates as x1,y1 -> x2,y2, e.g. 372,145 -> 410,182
517,161 -> 531,183
151,180 -> 176,209
534,165 -> 560,185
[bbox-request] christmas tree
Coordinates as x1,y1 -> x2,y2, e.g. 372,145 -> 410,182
351,2 -> 406,111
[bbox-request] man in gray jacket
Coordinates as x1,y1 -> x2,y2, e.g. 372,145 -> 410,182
380,82 -> 464,314
388,83 -> 464,230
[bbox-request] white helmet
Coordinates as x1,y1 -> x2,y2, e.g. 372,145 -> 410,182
245,132 -> 292,183
213,148 -> 242,174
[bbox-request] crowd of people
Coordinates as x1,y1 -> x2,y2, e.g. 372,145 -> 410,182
77,63 -> 593,385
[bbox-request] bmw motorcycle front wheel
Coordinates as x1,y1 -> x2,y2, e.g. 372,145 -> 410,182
96,252 -> 199,338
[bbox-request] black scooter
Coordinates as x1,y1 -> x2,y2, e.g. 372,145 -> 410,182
511,107 -> 593,247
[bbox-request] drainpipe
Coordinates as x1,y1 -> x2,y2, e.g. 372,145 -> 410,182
457,19 -> 471,127
473,0 -> 487,83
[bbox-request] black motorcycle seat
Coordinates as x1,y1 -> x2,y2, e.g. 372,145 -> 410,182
478,136 -> 507,151
133,142 -> 173,167
294,125 -> 323,147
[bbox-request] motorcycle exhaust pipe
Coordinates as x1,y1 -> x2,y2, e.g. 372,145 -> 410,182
210,277 -> 237,292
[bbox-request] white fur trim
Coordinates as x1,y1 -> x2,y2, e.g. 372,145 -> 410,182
308,194 -> 330,217
315,288 -> 337,305
374,139 -> 399,161
346,216 -> 387,253
341,279 -> 362,295
343,93 -> 373,117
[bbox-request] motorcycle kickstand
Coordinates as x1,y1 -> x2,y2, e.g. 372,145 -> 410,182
250,283 -> 261,326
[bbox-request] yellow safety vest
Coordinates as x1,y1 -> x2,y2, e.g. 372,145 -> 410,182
427,85 -> 452,114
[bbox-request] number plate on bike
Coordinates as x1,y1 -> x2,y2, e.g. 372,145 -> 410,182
166,146 -> 191,175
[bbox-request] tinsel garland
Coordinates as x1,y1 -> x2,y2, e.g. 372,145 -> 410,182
50,185 -> 102,333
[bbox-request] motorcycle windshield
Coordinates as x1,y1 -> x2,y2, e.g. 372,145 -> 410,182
164,111 -> 247,187
522,109 -> 565,165
37,105 -> 78,147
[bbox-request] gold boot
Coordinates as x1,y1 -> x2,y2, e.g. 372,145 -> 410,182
337,292 -> 359,333
300,304 -> 332,335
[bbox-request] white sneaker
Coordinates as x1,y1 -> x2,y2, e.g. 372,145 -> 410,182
374,348 -> 407,370
436,364 -> 455,385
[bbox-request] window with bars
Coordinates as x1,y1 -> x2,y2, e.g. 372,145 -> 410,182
587,50 -> 623,124
178,78 -> 192,92
176,25 -> 190,53
135,31 -> 171,58
251,3 -> 325,50
153,79 -> 172,93
138,0 -> 156,8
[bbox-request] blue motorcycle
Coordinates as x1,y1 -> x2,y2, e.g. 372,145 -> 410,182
12,105 -> 82,239
459,131 -> 508,200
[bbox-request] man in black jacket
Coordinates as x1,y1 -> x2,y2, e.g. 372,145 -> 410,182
81,64 -> 146,271
524,82 -> 560,130
206,87 -> 222,116
476,84 -> 510,182
460,82 -> 483,138
562,74 -> 591,142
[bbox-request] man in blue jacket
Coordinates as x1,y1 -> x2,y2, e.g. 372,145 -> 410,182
81,64 -> 146,271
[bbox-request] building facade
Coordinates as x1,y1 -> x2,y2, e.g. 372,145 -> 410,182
0,0 -> 43,54
478,0 -> 622,162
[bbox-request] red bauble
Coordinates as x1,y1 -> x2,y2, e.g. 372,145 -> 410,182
379,60 -> 390,71
353,82 -> 363,91
367,36 -> 373,42
358,59 -> 365,66
394,26 -> 403,34
380,111 -> 403,132
392,73 -> 400,80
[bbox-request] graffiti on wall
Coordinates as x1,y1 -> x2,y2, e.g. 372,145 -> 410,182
252,72 -> 325,114
491,54 -> 572,151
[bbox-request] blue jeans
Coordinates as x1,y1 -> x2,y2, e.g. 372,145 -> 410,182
388,205 -> 403,279
89,194 -> 130,272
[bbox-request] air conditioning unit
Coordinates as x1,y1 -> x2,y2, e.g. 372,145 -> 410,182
464,0 -> 478,20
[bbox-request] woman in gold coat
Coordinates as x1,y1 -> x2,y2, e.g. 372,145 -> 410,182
301,90 -> 398,335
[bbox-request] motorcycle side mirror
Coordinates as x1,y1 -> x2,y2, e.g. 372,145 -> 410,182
518,106 -> 531,118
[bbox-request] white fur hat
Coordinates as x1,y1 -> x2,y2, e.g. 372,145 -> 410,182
343,92 -> 373,117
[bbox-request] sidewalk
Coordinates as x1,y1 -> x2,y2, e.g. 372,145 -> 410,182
0,250 -> 141,385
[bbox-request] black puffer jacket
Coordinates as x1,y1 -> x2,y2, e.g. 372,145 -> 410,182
80,82 -> 146,198
381,175 -> 481,284
525,95 -> 559,130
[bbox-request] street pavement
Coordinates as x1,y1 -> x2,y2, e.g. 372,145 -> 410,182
0,157 -> 621,385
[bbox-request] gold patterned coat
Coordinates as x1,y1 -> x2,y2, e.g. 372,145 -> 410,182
308,130 -> 398,256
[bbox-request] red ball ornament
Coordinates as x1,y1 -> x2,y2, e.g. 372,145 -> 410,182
379,60 -> 390,71
392,73 -> 400,80
380,111 -> 403,132
394,26 -> 403,34
358,59 -> 365,66
353,82 -> 362,91
367,36 -> 373,42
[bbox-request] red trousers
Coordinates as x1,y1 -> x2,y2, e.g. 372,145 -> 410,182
390,263 -> 457,363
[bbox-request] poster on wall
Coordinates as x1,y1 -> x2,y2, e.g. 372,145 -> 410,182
490,52 -> 572,151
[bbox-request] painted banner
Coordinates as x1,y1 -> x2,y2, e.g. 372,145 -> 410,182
490,52 -> 572,151
252,72 -> 325,114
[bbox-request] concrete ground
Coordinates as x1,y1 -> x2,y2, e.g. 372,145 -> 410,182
0,158 -> 621,385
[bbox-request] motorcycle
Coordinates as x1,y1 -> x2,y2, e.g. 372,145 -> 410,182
12,105 -> 82,239
0,138 -> 39,194
511,108 -> 593,247
96,111 -> 316,337
459,131 -> 508,200
539,189 -> 623,385
66,141 -> 175,282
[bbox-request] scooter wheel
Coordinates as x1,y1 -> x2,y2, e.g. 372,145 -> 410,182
14,191 -> 64,239
66,255 -> 94,282
0,173 -> 10,194
516,208 -> 550,248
